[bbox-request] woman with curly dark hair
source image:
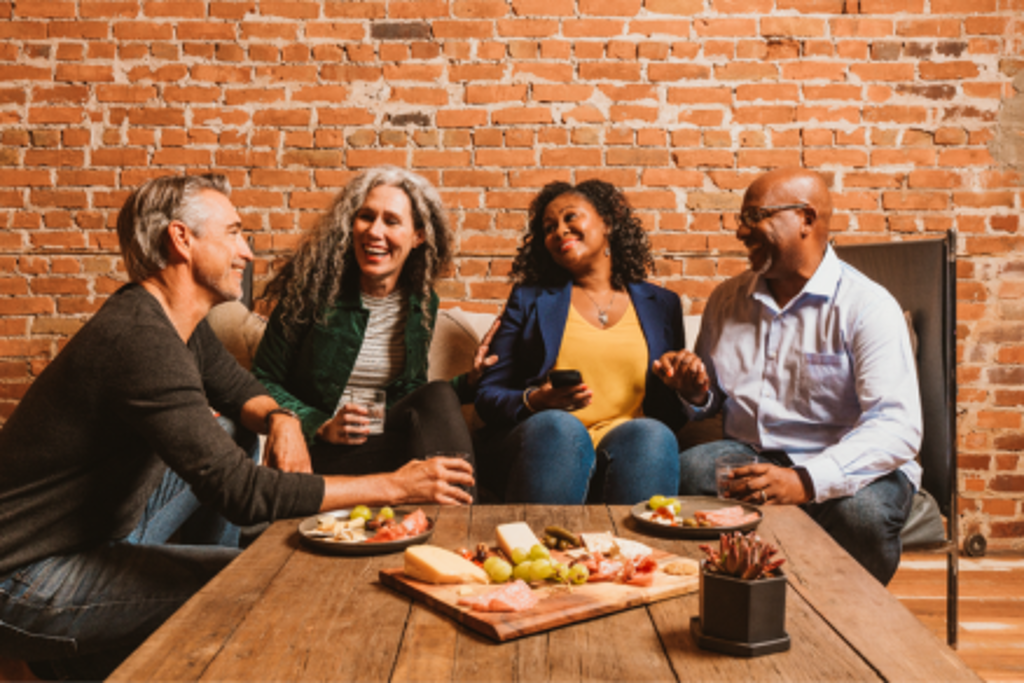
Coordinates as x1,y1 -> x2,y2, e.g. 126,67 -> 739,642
475,179 -> 685,503
252,167 -> 494,501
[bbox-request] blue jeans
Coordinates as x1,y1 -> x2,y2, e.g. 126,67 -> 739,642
0,420 -> 249,679
679,439 -> 914,585
494,411 -> 680,504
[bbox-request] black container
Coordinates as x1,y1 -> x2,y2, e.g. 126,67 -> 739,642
691,567 -> 790,657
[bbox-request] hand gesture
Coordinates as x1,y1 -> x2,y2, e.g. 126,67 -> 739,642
316,403 -> 371,445
264,414 -> 313,473
467,317 -> 501,388
392,456 -> 475,505
653,350 -> 710,404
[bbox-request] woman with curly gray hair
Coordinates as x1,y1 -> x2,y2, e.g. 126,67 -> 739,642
253,167 -> 494,500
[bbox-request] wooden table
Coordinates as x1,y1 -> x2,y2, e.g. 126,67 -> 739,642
112,505 -> 978,682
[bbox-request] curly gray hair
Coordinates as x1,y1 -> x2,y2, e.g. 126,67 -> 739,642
115,174 -> 231,282
262,166 -> 452,339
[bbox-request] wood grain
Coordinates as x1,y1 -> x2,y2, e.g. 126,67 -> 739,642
110,505 -> 978,683
759,505 -> 980,683
110,520 -> 298,681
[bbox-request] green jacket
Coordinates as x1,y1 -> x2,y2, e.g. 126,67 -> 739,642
252,287 -> 473,444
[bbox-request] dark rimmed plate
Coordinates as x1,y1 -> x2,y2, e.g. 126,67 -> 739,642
298,507 -> 434,556
630,496 -> 762,539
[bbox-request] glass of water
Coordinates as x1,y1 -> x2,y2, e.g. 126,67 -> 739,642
337,387 -> 386,435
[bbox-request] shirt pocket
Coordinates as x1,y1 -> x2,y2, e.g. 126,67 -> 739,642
798,352 -> 855,422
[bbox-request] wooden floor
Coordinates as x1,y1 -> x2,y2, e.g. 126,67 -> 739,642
1,551 -> 1021,682
889,551 -> 1024,683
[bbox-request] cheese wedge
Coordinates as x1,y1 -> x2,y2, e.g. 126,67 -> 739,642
404,545 -> 488,585
495,522 -> 541,559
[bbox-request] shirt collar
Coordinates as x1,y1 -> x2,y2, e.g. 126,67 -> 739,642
748,245 -> 840,311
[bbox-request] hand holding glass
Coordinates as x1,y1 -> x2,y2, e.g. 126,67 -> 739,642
336,388 -> 386,435
715,453 -> 756,499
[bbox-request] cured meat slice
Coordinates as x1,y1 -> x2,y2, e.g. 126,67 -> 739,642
400,508 -> 429,535
695,506 -> 759,527
366,509 -> 429,543
457,580 -> 539,613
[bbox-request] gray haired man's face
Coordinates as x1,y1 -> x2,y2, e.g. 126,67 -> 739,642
189,190 -> 251,304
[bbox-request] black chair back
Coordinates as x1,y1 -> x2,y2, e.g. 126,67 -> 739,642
834,233 -> 957,518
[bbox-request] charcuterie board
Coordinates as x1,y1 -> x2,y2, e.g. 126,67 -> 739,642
378,549 -> 700,642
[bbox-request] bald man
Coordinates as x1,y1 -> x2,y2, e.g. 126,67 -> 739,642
655,169 -> 922,585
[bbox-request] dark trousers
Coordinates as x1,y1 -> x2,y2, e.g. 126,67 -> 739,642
310,381 -> 476,498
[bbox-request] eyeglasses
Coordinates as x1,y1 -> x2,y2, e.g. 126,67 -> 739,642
737,204 -> 809,229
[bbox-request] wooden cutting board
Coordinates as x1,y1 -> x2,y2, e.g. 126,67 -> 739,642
378,550 -> 699,642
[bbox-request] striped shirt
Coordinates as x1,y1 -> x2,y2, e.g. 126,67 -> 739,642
346,289 -> 407,391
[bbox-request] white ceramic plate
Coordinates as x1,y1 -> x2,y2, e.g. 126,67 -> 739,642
630,496 -> 762,539
298,508 -> 434,556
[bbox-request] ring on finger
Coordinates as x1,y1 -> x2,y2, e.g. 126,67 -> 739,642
758,489 -> 767,504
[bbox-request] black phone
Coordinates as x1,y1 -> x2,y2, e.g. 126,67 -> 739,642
548,369 -> 583,388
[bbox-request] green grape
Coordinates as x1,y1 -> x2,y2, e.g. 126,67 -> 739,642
510,547 -> 529,565
648,495 -> 668,511
377,506 -> 395,520
568,564 -> 590,586
529,544 -> 551,561
483,557 -> 513,584
350,505 -> 371,521
553,562 -> 570,583
513,561 -> 533,582
529,559 -> 553,582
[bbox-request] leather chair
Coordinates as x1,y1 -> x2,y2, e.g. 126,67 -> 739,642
835,230 -> 959,647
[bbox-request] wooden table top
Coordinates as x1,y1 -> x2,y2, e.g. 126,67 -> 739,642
112,504 -> 978,682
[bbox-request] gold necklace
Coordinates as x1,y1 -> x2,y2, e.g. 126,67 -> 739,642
582,289 -> 617,327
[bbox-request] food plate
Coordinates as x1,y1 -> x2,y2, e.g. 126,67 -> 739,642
298,508 -> 434,556
629,496 -> 762,539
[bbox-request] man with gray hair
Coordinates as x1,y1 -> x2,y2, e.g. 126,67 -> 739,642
0,174 -> 474,679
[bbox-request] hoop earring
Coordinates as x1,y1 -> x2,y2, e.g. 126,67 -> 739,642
604,247 -> 611,257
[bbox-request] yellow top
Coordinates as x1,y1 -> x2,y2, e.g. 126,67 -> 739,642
554,301 -> 648,446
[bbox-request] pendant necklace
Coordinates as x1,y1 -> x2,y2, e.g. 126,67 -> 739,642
583,289 -> 617,327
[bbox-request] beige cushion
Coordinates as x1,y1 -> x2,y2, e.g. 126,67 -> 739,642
428,308 -> 496,382
205,301 -> 267,370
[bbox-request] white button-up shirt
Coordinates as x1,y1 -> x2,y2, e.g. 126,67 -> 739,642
686,246 -> 923,502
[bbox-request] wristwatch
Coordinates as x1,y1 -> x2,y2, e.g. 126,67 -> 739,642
264,407 -> 299,431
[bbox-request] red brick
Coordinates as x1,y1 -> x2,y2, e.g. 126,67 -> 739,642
14,1 -> 75,17
540,148 -> 602,166
579,0 -> 642,14
920,61 -> 980,80
644,0 -> 702,13
631,20 -> 689,36
177,22 -> 236,40
492,107 -> 552,124
648,64 -> 711,81
113,21 -> 173,40
563,19 -> 625,37
713,63 -> 777,81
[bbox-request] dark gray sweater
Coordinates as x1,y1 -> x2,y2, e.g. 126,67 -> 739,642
0,284 -> 325,575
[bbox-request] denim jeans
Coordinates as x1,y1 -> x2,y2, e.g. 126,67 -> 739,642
0,418 -> 250,679
679,439 -> 914,585
491,411 -> 680,504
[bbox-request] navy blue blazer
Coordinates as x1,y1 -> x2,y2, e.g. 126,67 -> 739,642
475,280 -> 687,432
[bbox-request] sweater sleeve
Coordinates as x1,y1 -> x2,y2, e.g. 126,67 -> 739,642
193,319 -> 266,419
110,319 -> 324,525
252,306 -> 331,443
475,286 -> 533,427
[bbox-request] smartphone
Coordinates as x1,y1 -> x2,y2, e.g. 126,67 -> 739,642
548,369 -> 583,388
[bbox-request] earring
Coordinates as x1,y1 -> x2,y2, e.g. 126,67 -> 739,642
605,247 -> 611,257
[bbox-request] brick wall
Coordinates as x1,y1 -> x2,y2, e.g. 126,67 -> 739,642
0,0 -> 1022,548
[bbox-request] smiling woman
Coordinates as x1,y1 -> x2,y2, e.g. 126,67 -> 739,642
251,167 -> 490,502
474,180 -> 687,505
